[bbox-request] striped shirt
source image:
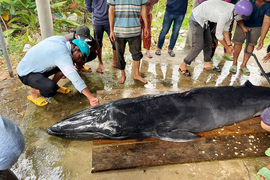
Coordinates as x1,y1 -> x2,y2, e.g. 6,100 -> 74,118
107,0 -> 148,38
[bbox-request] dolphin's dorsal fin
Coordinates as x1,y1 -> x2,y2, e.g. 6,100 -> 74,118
244,80 -> 254,88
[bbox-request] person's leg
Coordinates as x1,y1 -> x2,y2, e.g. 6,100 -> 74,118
203,25 -> 219,71
0,169 -> 18,180
104,23 -> 117,67
93,25 -> 105,73
168,14 -> 184,55
144,13 -> 153,58
209,22 -> 218,59
128,36 -> 147,83
240,27 -> 261,76
156,11 -> 174,51
180,18 -> 204,72
231,24 -> 245,73
115,37 -> 127,84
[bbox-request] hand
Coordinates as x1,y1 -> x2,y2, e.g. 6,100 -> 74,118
262,52 -> 270,63
144,27 -> 149,38
90,98 -> 99,107
256,39 -> 264,51
226,46 -> 234,55
241,27 -> 249,36
110,31 -> 116,42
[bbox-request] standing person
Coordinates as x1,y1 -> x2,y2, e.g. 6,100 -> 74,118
140,0 -> 159,58
230,0 -> 270,76
16,36 -> 99,107
108,0 -> 149,84
155,0 -> 188,57
65,25 -> 99,73
85,0 -> 117,73
0,115 -> 25,180
179,0 -> 253,76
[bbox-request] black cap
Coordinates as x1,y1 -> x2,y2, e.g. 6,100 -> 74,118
75,26 -> 92,42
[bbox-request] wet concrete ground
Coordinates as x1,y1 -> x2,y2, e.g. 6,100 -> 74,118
1,46 -> 270,179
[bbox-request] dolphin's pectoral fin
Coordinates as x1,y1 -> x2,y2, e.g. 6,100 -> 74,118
156,130 -> 200,142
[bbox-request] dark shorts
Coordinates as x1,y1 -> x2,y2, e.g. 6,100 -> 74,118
18,67 -> 61,97
93,24 -> 116,50
115,35 -> 142,70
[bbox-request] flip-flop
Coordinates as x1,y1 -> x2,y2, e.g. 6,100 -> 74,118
240,67 -> 250,76
257,167 -> 270,180
155,49 -> 161,56
57,86 -> 70,94
27,95 -> 48,106
224,54 -> 233,61
230,65 -> 237,74
79,66 -> 92,73
265,147 -> 270,156
168,51 -> 175,57
179,68 -> 191,76
204,66 -> 221,72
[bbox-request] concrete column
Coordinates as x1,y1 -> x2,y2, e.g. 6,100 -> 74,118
36,0 -> 54,40
184,0 -> 199,52
0,23 -> 13,77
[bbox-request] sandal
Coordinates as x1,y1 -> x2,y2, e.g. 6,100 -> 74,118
79,66 -> 92,73
229,65 -> 237,74
257,167 -> 270,180
168,51 -> 175,57
155,49 -> 161,56
224,54 -> 233,61
179,68 -> 191,76
240,67 -> 250,76
27,95 -> 48,106
265,147 -> 270,156
204,66 -> 221,72
57,86 -> 70,94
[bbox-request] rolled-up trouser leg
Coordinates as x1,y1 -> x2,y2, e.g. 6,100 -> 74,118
115,37 -> 127,70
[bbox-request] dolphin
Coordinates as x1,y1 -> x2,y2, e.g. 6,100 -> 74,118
47,81 -> 270,142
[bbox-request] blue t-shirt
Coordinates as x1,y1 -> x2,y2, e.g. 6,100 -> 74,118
244,0 -> 270,27
0,116 -> 25,170
85,0 -> 109,26
107,0 -> 148,38
166,0 -> 188,16
16,36 -> 87,93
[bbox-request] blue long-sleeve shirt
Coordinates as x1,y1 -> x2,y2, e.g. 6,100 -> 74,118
85,0 -> 109,25
16,36 -> 87,93
0,116 -> 25,170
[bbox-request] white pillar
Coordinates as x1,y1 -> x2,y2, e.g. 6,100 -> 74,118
36,0 -> 54,40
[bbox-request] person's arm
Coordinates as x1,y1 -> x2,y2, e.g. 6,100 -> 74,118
141,4 -> 149,38
81,88 -> 99,106
237,20 -> 249,36
262,52 -> 270,63
216,21 -> 234,54
85,0 -> 93,15
108,5 -> 116,42
256,15 -> 270,51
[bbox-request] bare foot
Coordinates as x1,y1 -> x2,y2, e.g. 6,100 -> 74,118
145,52 -> 153,58
118,75 -> 126,84
134,75 -> 147,84
96,64 -> 104,73
111,63 -> 117,67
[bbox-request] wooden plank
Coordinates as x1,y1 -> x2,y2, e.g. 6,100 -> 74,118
91,132 -> 270,173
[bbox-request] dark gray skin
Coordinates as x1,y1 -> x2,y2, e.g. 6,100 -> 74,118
47,81 -> 270,142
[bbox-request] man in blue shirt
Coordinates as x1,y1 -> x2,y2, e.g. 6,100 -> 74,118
108,0 -> 149,84
230,0 -> 270,76
85,0 -> 117,73
16,36 -> 99,107
155,0 -> 188,57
